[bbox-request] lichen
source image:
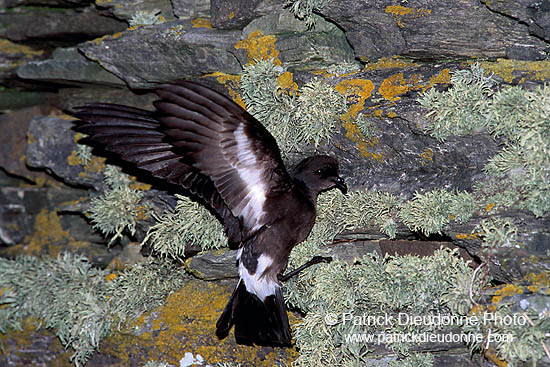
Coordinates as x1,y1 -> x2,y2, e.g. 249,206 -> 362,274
420,64 -> 550,217
142,194 -> 226,258
286,0 -> 330,28
0,254 -> 186,367
87,165 -> 151,245
128,10 -> 165,27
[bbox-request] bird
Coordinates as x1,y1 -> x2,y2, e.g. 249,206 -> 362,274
72,80 -> 347,347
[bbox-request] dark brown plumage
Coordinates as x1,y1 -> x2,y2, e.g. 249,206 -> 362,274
73,80 -> 347,346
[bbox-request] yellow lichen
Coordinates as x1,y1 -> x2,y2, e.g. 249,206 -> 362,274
203,72 -> 245,108
228,11 -> 235,19
492,284 -> 524,304
420,148 -> 434,166
364,56 -> 419,70
385,5 -> 431,28
101,279 -> 298,366
235,30 -> 281,66
277,71 -> 298,96
455,233 -> 482,240
0,39 -> 43,57
379,73 -> 410,101
477,59 -> 550,83
485,203 -> 496,213
21,209 -> 69,256
335,79 -> 384,160
191,17 -> 213,29
523,272 -> 550,293
67,150 -> 82,166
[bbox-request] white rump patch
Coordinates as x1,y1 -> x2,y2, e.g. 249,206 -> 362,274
233,123 -> 267,230
239,253 -> 279,301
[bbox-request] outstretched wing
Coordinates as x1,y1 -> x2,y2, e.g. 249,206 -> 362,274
74,80 -> 292,240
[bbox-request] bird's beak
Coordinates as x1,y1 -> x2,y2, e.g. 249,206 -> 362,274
333,176 -> 348,194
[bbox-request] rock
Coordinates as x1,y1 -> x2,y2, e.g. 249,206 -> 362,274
96,0 -> 177,23
0,105 -> 55,182
482,0 -> 550,42
243,10 -> 356,70
0,6 -> 127,42
185,249 -> 239,280
17,47 -> 126,87
56,86 -> 156,113
310,63 -> 501,198
318,0 -> 549,61
26,115 -> 105,187
78,20 -> 245,89
210,0 -> 284,29
0,90 -> 58,111
170,0 -> 211,20
0,38 -> 45,84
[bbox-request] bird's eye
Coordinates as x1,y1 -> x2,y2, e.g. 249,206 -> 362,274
316,169 -> 324,175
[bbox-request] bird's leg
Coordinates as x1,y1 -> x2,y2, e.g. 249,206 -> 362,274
278,256 -> 333,282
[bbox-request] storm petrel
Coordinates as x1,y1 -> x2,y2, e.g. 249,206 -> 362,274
73,80 -> 347,346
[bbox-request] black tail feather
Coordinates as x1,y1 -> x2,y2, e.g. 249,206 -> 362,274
216,280 -> 291,347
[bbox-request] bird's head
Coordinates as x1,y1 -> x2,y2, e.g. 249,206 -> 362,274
292,155 -> 347,197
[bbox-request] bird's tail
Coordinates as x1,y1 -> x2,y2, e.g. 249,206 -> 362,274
216,279 -> 291,347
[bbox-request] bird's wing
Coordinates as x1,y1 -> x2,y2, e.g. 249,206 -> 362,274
153,81 -> 292,236
74,80 -> 292,239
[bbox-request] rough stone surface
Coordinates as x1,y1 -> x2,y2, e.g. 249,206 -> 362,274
26,115 -> 105,187
17,47 -> 125,87
171,0 -> 211,20
79,20 -> 245,89
243,10 -> 356,70
0,6 -> 126,42
319,0 -> 549,61
210,0 -> 284,29
482,0 -> 550,42
96,0 -> 177,23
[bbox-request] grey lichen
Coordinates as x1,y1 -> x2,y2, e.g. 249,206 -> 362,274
419,64 -> 549,218
0,253 -> 185,367
129,9 -> 165,27
286,247 -> 474,366
418,63 -> 495,142
142,194 -> 226,258
87,165 -> 151,245
286,0 -> 331,28
475,217 -> 519,248
398,189 -> 477,237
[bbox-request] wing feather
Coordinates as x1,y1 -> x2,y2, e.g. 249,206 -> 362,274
73,80 -> 292,243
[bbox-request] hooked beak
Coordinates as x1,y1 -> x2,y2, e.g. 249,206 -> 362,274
333,176 -> 348,195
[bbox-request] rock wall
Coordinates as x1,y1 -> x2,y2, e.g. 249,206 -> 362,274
0,0 -> 549,366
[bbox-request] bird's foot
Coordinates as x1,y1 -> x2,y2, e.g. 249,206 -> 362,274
278,256 -> 333,282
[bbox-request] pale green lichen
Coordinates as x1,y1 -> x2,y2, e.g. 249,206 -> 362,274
419,63 -> 496,142
142,194 -> 226,258
87,165 -> 150,245
419,64 -> 549,218
76,143 -> 92,166
0,253 -> 184,367
475,217 -> 519,248
286,247 -> 475,366
398,189 -> 477,236
129,9 -> 165,27
293,78 -> 347,147
286,0 -> 331,28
